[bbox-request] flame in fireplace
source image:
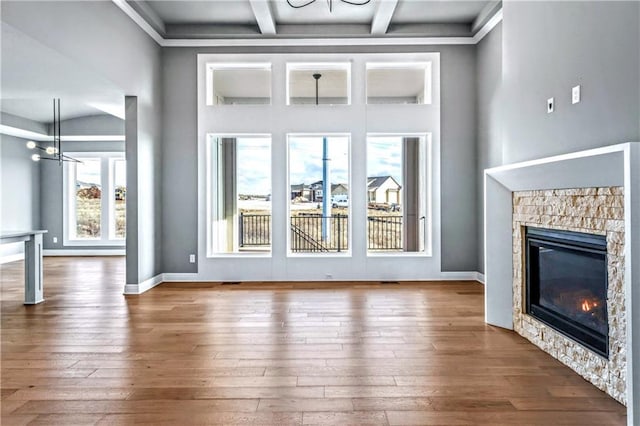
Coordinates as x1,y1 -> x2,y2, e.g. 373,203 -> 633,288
581,299 -> 599,312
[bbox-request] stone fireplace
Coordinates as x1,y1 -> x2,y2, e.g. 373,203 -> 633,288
483,143 -> 640,425
512,188 -> 625,402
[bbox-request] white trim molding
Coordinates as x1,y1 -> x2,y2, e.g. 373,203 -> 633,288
112,0 -> 503,48
124,273 -> 164,295
440,271 -> 484,283
43,249 -> 125,256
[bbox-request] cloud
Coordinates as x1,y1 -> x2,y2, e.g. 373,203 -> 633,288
289,136 -> 349,184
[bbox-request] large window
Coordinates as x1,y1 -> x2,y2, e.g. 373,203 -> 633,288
367,135 -> 428,254
208,135 -> 272,254
64,152 -> 126,245
288,134 -> 350,254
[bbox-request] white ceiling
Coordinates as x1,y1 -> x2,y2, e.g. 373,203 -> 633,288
0,22 -> 125,123
392,1 -> 489,24
149,0 -> 257,25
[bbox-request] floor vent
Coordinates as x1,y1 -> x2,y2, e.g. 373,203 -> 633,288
221,281 -> 241,285
380,281 -> 400,284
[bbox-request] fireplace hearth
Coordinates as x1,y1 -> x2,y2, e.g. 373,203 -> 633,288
525,227 -> 608,358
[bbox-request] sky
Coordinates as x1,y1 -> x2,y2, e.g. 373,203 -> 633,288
236,137 -> 272,195
233,135 -> 405,196
289,136 -> 349,187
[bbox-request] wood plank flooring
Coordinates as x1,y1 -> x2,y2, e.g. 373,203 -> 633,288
1,257 -> 626,425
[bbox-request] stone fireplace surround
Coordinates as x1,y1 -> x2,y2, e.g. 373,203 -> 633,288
484,143 -> 640,426
512,187 -> 625,403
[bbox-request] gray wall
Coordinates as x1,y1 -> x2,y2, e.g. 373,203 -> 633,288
40,141 -> 125,251
0,134 -> 40,257
54,114 -> 124,137
161,45 -> 478,273
476,22 -> 502,274
502,1 -> 640,164
2,1 -> 164,284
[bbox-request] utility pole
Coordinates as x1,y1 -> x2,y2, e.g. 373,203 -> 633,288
313,73 -> 331,242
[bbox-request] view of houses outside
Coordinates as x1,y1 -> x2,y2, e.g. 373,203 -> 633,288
236,135 -> 407,252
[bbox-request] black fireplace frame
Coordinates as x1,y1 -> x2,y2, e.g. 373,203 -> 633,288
525,226 -> 609,358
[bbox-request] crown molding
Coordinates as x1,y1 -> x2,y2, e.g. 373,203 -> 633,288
113,0 -> 502,48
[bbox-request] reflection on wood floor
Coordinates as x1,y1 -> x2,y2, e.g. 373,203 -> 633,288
0,257 -> 626,425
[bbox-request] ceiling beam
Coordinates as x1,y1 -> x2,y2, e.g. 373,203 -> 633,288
249,0 -> 276,35
371,0 -> 398,35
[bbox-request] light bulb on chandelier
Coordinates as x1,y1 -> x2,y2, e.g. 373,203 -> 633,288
23,99 -> 79,164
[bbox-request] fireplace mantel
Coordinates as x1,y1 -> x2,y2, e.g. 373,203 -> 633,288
483,142 -> 640,426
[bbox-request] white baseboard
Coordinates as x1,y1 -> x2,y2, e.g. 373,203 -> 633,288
44,249 -> 126,256
123,271 -> 485,295
124,273 -> 164,295
440,271 -> 485,283
0,253 -> 25,264
162,273 -> 200,282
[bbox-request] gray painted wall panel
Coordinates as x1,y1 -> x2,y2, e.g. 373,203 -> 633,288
502,1 -> 640,163
476,22 -> 502,274
161,45 -> 478,273
0,135 -> 40,257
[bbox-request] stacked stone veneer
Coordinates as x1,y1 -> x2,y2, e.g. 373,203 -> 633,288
512,187 -> 626,404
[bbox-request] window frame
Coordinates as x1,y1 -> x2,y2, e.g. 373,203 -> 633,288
286,62 -> 352,106
366,62 -> 432,105
205,62 -> 273,107
63,151 -> 126,246
206,133 -> 273,257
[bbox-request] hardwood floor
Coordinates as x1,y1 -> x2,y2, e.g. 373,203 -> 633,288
1,257 -> 626,425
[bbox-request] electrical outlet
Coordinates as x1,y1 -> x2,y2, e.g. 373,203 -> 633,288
325,273 -> 333,280
52,237 -> 58,244
189,254 -> 196,263
547,97 -> 554,113
572,85 -> 581,104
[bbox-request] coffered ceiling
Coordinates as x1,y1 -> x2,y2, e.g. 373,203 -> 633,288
127,0 -> 500,39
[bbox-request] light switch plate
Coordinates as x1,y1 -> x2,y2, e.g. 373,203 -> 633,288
52,237 -> 58,244
572,85 -> 581,104
547,97 -> 554,113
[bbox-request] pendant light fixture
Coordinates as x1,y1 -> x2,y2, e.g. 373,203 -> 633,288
287,0 -> 371,13
26,99 -> 79,164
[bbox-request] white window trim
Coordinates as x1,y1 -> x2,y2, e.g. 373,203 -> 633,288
63,152 -> 125,247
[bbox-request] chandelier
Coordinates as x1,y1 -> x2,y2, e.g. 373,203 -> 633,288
287,0 -> 372,13
26,99 -> 79,164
